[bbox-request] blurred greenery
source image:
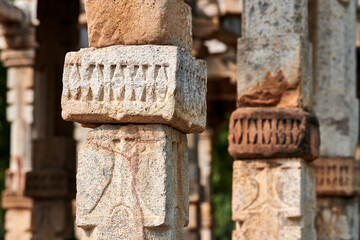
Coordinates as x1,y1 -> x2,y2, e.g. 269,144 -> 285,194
0,61 -> 9,239
212,113 -> 234,240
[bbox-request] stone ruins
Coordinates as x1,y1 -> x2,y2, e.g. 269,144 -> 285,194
0,0 -> 358,239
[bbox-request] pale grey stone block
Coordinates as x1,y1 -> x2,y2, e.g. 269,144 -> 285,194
243,0 -> 308,38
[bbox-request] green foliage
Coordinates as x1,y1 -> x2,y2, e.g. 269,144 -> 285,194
212,113 -> 234,240
0,62 -> 10,239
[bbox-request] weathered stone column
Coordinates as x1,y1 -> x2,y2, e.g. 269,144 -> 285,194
1,49 -> 35,240
308,0 -> 360,239
186,130 -> 214,240
61,1 -> 207,239
0,1 -> 36,239
230,1 -> 319,239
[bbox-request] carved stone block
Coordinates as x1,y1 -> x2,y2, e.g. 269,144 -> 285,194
243,0 -> 308,38
84,0 -> 192,51
314,158 -> 359,197
61,45 -> 207,134
25,170 -> 75,199
237,35 -> 312,109
77,124 -> 188,239
316,197 -> 359,240
232,158 -> 316,240
228,108 -> 320,161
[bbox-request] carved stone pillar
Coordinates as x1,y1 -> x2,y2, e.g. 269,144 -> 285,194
230,1 -> 319,239
309,0 -> 360,239
61,1 -> 207,239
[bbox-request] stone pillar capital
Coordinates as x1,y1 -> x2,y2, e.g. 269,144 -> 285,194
0,48 -> 35,67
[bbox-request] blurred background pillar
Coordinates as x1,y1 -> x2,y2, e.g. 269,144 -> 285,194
309,1 -> 360,239
0,0 -> 36,239
24,0 -> 79,238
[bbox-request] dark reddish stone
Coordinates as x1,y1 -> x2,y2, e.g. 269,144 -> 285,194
228,107 -> 319,161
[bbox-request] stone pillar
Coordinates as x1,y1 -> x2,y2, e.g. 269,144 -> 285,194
1,49 -> 35,240
61,1 -> 207,239
186,134 -> 201,240
0,1 -> 36,239
198,130 -> 213,240
230,1 -> 319,239
186,131 -> 214,240
308,0 -> 360,239
24,0 -> 79,239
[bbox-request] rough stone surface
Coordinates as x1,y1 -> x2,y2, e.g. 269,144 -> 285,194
316,197 -> 359,240
232,158 -> 316,240
77,124 -> 189,239
62,45 -> 207,134
314,158 -> 359,197
237,35 -> 312,109
84,0 -> 192,51
309,0 -> 358,157
228,108 -> 320,161
243,0 -> 308,38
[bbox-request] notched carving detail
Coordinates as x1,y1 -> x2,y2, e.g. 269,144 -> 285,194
61,45 -> 207,133
314,158 -> 360,197
228,108 -> 320,161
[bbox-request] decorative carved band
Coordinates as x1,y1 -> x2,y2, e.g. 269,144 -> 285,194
1,49 -> 35,67
25,170 -> 75,199
314,158 -> 360,197
1,191 -> 32,209
228,108 -> 319,161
